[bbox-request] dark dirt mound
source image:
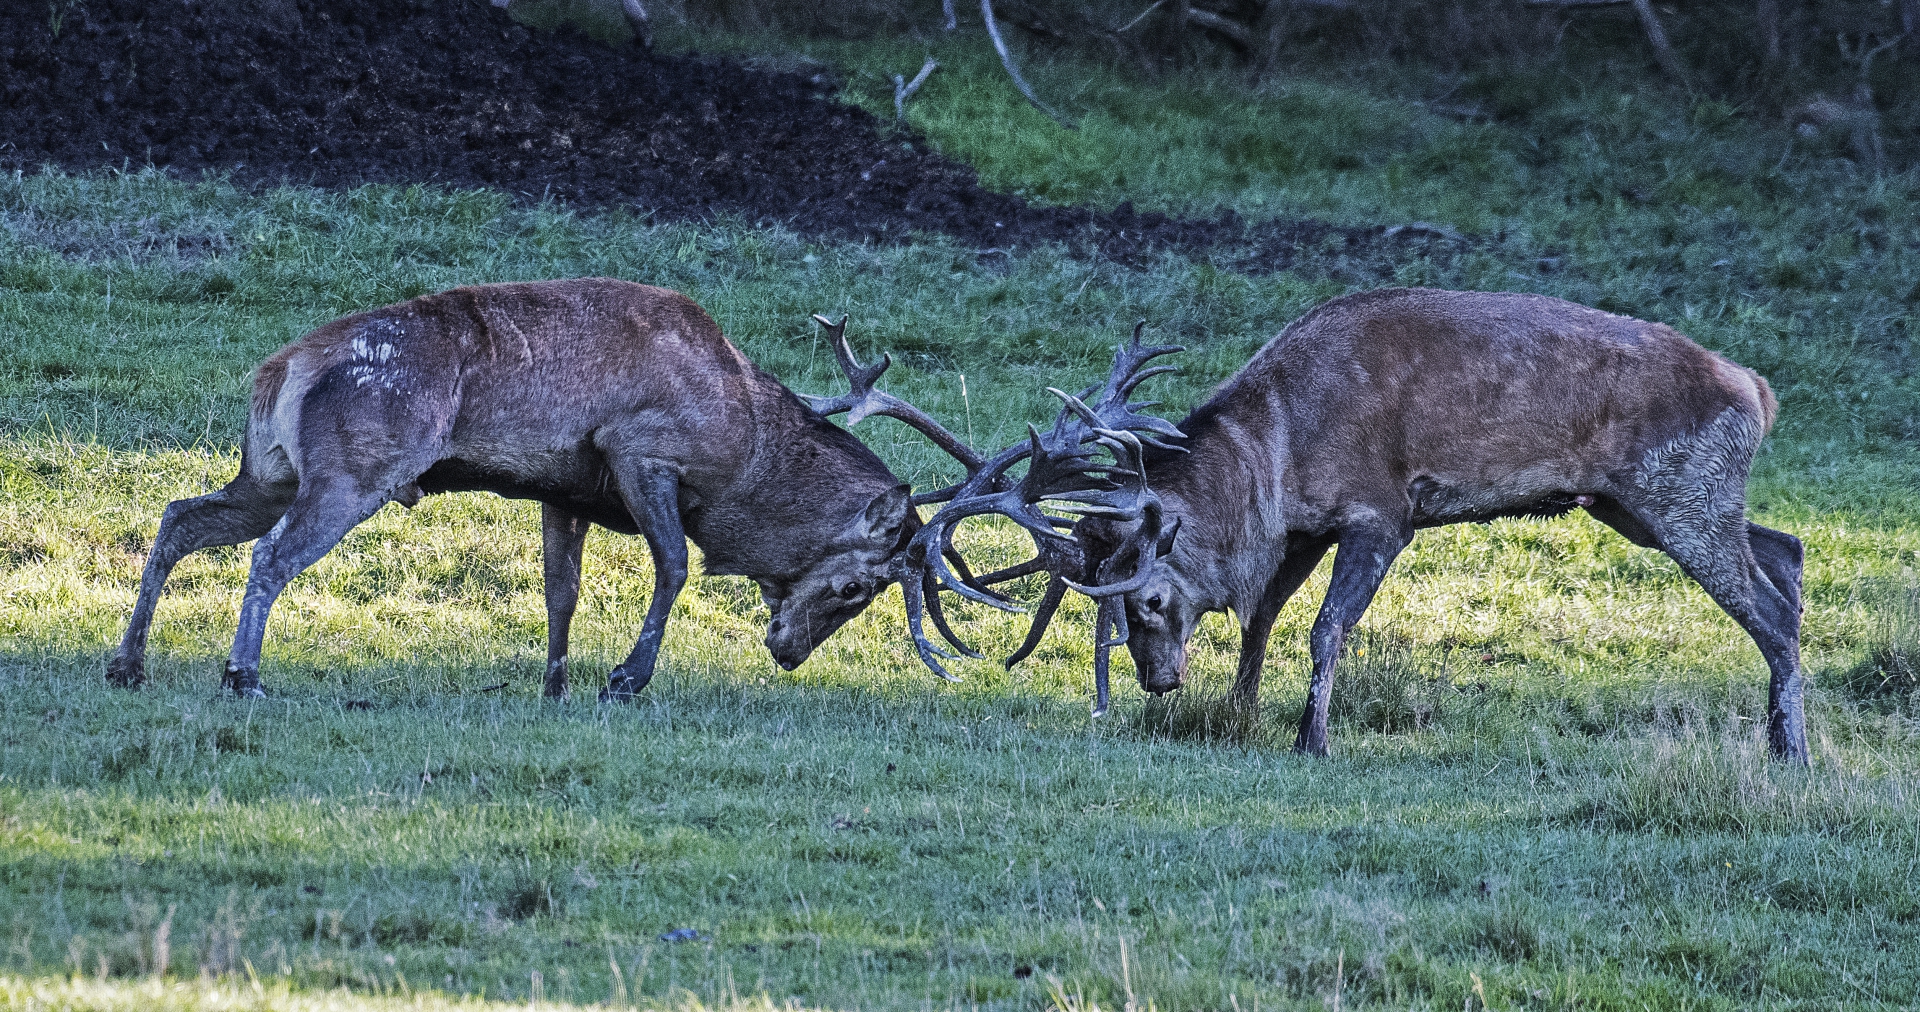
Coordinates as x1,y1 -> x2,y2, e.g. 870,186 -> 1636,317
0,0 -> 1464,273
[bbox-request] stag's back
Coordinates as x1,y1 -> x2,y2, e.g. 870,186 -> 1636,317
243,279 -> 769,489
1199,288 -> 1775,516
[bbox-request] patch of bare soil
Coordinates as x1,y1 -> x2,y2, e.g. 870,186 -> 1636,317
0,0 -> 1464,274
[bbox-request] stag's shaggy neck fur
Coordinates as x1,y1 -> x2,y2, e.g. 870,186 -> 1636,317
1146,397 -> 1293,626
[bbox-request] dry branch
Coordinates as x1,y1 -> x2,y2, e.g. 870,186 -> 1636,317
1628,0 -> 1687,80
619,0 -> 653,49
981,0 -> 1078,129
893,59 -> 939,125
1185,7 -> 1254,47
1116,0 -> 1166,32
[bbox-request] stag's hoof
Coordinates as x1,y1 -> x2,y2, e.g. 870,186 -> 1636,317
598,666 -> 654,703
105,655 -> 146,689
219,663 -> 266,699
542,660 -> 570,700
598,678 -> 638,704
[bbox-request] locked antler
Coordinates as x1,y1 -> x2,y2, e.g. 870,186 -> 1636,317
800,314 -> 985,475
800,314 -> 1184,705
895,322 -> 1187,701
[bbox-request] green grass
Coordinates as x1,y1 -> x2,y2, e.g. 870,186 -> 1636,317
2,33 -> 1919,1010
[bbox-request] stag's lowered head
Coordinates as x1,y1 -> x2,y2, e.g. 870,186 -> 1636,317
1078,506 -> 1193,695
756,483 -> 917,671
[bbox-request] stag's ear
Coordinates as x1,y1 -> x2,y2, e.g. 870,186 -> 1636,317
1156,516 -> 1181,558
859,484 -> 912,543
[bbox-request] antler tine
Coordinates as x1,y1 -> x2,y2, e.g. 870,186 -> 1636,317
1091,597 -> 1128,717
922,568 -> 984,659
798,315 -> 986,473
1002,574 -> 1070,669
895,555 -> 961,681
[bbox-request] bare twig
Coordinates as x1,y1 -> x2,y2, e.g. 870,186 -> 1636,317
1254,0 -> 1291,78
981,0 -> 1077,129
893,59 -> 939,126
1384,221 -> 1466,242
616,0 -> 653,49
1116,0 -> 1165,32
1627,0 -> 1687,82
1757,0 -> 1782,61
943,0 -> 958,31
1185,7 -> 1254,48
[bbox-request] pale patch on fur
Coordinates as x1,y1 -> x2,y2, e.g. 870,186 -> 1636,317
345,321 -> 408,391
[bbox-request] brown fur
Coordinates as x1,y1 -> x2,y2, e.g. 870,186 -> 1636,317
109,279 -> 916,700
1099,288 -> 1809,761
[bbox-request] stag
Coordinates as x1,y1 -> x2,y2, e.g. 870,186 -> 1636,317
106,280 -> 985,700
938,289 -> 1809,763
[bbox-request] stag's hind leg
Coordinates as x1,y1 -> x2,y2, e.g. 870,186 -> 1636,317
221,476 -> 409,697
1640,512 -> 1806,760
108,471 -> 296,688
541,505 -> 591,699
1598,407 -> 1807,760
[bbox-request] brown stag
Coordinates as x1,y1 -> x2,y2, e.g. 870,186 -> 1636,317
936,289 -> 1809,763
106,279 -> 976,701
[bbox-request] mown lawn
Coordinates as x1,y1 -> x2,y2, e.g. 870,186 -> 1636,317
2,28 -> 1919,1011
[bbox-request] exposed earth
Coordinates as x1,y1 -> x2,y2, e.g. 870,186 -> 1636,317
0,0 -> 1465,273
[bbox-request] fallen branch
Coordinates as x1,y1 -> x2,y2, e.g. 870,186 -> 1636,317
1384,221 -> 1466,243
1116,0 -> 1165,32
893,59 -> 939,126
619,0 -> 653,49
981,0 -> 1077,129
1185,7 -> 1254,48
1627,0 -> 1687,81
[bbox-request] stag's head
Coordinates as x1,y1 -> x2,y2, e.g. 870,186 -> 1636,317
757,481 -> 917,671
782,314 -> 996,673
1075,504 -> 1192,695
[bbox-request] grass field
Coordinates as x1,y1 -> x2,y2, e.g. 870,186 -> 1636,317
3,27 -> 1920,1011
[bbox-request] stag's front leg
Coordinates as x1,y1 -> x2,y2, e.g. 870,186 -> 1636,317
540,505 -> 591,699
600,459 -> 688,702
1296,522 -> 1409,756
1231,537 -> 1332,707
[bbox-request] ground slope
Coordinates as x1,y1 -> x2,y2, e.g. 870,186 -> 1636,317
0,0 -> 1452,273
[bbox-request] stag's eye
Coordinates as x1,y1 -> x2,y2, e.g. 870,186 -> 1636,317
1147,594 -> 1164,613
840,582 -> 866,600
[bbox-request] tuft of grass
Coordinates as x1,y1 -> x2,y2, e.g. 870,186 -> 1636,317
1830,576 -> 1920,713
1564,729 -> 1916,836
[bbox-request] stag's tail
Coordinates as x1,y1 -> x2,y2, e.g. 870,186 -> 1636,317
1751,371 -> 1779,435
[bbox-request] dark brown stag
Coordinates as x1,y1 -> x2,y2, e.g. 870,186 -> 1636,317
106,279 -> 979,700
943,289 -> 1809,763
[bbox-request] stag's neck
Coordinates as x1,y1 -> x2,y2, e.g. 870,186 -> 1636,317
1147,394 -> 1292,623
685,378 -> 897,577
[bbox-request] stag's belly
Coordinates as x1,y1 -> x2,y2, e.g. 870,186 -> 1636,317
1405,465 -> 1595,528
415,450 -> 641,535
